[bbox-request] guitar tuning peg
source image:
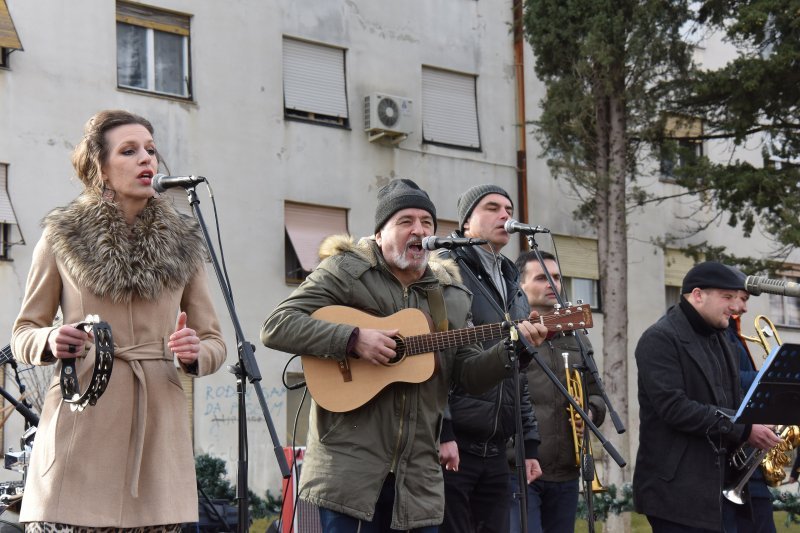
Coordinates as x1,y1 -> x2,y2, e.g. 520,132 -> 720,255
553,303 -> 562,310
575,299 -> 584,305
565,301 -> 572,307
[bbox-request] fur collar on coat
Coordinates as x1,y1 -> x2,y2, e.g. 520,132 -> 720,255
43,192 -> 205,303
317,233 -> 463,286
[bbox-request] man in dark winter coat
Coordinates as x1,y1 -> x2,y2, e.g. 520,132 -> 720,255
439,184 -> 542,533
512,250 -> 606,533
633,261 -> 781,532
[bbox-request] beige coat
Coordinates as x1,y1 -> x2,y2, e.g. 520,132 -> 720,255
11,195 -> 226,528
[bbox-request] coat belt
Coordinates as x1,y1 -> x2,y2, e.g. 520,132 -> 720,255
42,338 -> 172,497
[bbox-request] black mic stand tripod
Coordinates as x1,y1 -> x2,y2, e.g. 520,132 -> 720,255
451,248 -> 532,532
524,233 -> 627,533
184,185 -> 291,533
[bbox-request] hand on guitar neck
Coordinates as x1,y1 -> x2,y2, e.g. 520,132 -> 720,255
353,312 -> 549,366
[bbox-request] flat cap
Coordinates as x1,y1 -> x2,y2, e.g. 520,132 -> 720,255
681,261 -> 746,294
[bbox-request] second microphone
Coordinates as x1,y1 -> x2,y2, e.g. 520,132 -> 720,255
421,236 -> 488,251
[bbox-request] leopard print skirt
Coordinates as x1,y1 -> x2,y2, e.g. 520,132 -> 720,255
24,523 -> 182,533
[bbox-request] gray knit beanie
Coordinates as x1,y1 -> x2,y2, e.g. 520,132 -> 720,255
457,184 -> 513,231
374,179 -> 437,233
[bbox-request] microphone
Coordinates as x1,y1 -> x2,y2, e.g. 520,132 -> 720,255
152,174 -> 206,193
421,236 -> 488,251
504,219 -> 551,235
745,275 -> 800,298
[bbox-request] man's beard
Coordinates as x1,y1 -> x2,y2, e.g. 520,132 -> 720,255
388,242 -> 429,273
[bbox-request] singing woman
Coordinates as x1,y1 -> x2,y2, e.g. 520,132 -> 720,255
11,109 -> 227,532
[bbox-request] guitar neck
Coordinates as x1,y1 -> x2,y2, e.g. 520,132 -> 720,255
402,320 -> 523,355
401,305 -> 592,356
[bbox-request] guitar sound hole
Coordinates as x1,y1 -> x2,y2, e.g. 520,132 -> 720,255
387,338 -> 407,366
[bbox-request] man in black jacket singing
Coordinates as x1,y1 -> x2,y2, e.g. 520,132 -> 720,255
439,184 -> 541,533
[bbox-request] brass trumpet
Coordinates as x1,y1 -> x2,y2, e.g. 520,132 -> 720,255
723,315 -> 800,504
563,353 -> 604,492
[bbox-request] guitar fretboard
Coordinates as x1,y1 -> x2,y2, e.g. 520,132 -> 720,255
397,311 -> 589,356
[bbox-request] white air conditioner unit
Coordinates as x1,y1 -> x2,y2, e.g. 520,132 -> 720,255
364,93 -> 413,141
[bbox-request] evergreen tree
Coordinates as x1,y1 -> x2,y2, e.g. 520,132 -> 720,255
523,1 -> 697,528
669,0 -> 800,255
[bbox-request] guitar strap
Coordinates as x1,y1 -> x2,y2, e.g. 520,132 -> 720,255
426,286 -> 448,332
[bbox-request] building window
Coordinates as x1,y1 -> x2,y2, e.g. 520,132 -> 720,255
660,115 -> 703,181
664,248 -> 697,309
769,275 -> 800,327
284,202 -> 348,284
422,67 -> 481,150
550,235 -> 601,312
0,163 -> 21,261
0,0 -> 24,68
283,37 -> 349,127
116,1 -> 191,99
664,285 -> 682,308
562,277 -> 601,310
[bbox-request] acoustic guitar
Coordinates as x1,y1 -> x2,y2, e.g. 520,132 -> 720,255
302,304 -> 593,412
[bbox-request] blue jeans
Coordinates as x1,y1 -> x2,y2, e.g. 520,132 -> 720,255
509,476 -> 579,533
318,476 -> 438,533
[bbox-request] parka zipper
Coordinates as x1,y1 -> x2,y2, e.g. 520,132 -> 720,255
390,286 -> 411,472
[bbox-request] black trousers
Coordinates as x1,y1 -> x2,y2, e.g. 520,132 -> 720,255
441,452 -> 510,533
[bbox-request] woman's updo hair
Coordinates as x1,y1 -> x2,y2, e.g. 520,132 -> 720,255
72,110 -> 155,192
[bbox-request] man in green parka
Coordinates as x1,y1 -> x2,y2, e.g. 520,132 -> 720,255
261,179 -> 548,532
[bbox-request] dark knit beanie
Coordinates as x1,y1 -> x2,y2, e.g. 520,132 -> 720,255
457,184 -> 513,231
374,179 -> 437,233
681,261 -> 746,294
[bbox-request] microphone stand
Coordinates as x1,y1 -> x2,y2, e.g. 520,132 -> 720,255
524,234 -> 627,533
185,186 -> 290,533
506,326 -> 529,533
452,252 -> 529,531
0,384 -> 38,428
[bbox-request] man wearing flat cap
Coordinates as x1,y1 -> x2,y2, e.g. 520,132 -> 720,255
437,184 -> 542,533
633,261 -> 781,532
261,179 -> 548,533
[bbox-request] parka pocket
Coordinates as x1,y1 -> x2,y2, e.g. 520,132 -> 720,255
318,411 -> 349,444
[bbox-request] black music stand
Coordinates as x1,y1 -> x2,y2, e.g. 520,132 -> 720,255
733,342 -> 800,425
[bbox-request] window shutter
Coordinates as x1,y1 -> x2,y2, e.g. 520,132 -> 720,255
283,38 -> 348,118
0,0 -> 22,50
664,248 -> 697,288
422,67 -> 481,149
436,219 -> 459,238
116,1 -> 190,36
0,165 -> 18,225
664,115 -> 703,138
285,202 -> 349,272
552,235 -> 598,280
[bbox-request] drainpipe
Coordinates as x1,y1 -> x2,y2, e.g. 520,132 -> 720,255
512,0 -> 529,254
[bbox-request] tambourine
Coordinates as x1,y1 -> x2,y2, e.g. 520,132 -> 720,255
59,315 -> 114,412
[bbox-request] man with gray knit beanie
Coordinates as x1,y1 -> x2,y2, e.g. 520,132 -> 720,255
439,183 -> 542,533
262,179 -> 548,532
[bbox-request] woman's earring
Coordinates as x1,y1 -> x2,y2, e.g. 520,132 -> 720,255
101,183 -> 115,202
